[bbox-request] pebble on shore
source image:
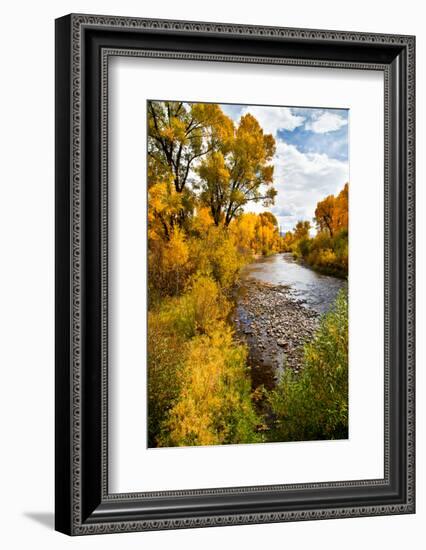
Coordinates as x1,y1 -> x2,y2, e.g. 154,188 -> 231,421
234,279 -> 319,389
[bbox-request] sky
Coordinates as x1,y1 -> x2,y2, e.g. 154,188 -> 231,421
220,103 -> 349,234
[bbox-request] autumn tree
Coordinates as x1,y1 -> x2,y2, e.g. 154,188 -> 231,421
334,182 -> 349,232
229,212 -> 281,256
314,183 -> 348,237
197,113 -> 277,226
148,101 -> 234,234
255,212 -> 281,255
293,220 -> 311,240
229,212 -> 258,252
292,184 -> 349,277
282,231 -> 294,251
314,195 -> 336,236
148,174 -> 185,241
259,211 -> 278,229
148,101 -> 234,194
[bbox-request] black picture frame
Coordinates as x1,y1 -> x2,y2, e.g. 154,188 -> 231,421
55,13 -> 415,535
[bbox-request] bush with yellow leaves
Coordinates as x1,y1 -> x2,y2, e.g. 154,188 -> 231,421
158,323 -> 261,447
148,274 -> 240,446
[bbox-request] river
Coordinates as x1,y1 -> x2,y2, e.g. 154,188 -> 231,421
234,253 -> 347,388
241,252 -> 346,314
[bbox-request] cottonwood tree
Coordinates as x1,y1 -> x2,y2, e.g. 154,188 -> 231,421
148,101 -> 234,194
314,183 -> 349,237
314,195 -> 336,236
293,220 -> 311,240
148,101 -> 234,234
333,183 -> 349,232
197,113 -> 277,226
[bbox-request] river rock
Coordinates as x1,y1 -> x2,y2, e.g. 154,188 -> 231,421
234,278 -> 320,386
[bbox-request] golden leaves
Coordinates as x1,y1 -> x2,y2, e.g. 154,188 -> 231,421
314,182 -> 349,237
229,211 -> 282,256
159,323 -> 258,447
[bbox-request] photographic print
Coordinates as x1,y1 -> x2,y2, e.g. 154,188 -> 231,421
147,100 -> 349,448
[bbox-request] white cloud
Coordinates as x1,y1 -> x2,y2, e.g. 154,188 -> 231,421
239,106 -> 304,135
305,111 -> 348,134
244,141 -> 349,233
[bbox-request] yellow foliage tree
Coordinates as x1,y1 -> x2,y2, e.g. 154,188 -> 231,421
334,182 -> 349,232
198,113 -> 277,226
314,183 -> 348,237
148,101 -> 234,194
188,226 -> 244,289
190,206 -> 214,237
230,212 -> 258,253
148,180 -> 183,241
293,220 -> 311,240
288,183 -> 349,277
148,227 -> 190,299
230,211 -> 281,257
314,195 -> 335,236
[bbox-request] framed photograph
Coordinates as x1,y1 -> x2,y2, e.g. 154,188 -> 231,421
55,14 -> 415,535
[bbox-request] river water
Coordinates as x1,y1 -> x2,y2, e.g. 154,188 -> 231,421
241,253 -> 347,314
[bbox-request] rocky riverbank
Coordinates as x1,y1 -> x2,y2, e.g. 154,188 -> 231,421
234,279 -> 319,389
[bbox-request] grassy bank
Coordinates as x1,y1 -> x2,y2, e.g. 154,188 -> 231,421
292,228 -> 348,279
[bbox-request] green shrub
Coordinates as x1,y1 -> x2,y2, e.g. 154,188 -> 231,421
147,310 -> 186,447
269,289 -> 348,442
298,236 -> 311,258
